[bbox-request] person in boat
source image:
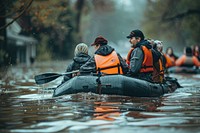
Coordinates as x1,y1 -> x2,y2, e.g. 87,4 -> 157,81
153,40 -> 175,68
126,29 -> 157,82
175,46 -> 200,67
151,40 -> 165,83
160,46 -> 175,69
192,45 -> 200,61
166,47 -> 178,63
60,43 -> 91,84
80,36 -> 128,75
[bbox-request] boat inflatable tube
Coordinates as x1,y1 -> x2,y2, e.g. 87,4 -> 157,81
53,75 -> 179,97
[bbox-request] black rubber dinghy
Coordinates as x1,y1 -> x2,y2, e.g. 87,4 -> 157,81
53,75 -> 180,97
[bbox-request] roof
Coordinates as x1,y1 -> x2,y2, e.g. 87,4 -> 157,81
6,18 -> 38,46
7,31 -> 38,46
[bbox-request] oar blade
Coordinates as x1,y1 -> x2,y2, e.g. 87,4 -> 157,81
34,70 -> 80,85
35,73 -> 61,85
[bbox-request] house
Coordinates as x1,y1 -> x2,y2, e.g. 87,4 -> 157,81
6,18 -> 38,66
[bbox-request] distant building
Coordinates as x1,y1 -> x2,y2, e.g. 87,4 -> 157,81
6,18 -> 37,66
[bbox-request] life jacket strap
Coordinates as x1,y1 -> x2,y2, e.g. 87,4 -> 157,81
97,63 -> 121,74
141,65 -> 153,69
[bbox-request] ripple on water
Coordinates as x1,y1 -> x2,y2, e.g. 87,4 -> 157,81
1,62 -> 200,133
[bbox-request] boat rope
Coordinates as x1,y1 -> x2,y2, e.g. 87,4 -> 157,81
96,68 -> 102,94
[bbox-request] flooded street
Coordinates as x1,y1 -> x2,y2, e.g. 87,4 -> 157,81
0,61 -> 200,133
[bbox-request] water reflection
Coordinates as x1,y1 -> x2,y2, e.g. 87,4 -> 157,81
0,62 -> 200,133
93,102 -> 121,121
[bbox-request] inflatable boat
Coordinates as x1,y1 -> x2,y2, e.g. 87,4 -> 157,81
168,66 -> 200,74
53,75 -> 180,97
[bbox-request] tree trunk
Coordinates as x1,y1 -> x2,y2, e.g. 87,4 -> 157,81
0,1 -> 9,69
75,0 -> 84,33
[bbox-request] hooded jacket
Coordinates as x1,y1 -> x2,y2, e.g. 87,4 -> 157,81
61,53 -> 91,83
80,45 -> 128,74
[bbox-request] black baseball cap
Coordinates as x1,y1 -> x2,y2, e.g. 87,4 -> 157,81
126,29 -> 145,40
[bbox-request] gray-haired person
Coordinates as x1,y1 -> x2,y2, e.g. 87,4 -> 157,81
60,43 -> 91,84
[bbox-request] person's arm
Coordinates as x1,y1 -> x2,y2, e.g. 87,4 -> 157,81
117,53 -> 129,74
128,48 -> 143,75
80,56 -> 97,74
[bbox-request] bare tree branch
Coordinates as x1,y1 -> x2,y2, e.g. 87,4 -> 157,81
0,0 -> 33,31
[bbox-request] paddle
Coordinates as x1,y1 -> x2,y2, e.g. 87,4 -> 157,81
34,70 -> 79,85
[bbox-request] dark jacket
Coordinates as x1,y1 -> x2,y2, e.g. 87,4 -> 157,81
127,40 -> 156,82
80,45 -> 128,74
61,53 -> 91,83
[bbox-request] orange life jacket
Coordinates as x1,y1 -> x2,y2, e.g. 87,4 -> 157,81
164,54 -> 174,68
94,51 -> 123,74
169,55 -> 177,63
175,55 -> 200,67
152,58 -> 164,83
126,46 -> 154,73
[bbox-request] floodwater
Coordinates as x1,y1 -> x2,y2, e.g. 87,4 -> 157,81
0,61 -> 200,133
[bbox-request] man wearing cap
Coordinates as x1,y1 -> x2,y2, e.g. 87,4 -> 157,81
126,29 -> 154,82
80,36 -> 128,75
